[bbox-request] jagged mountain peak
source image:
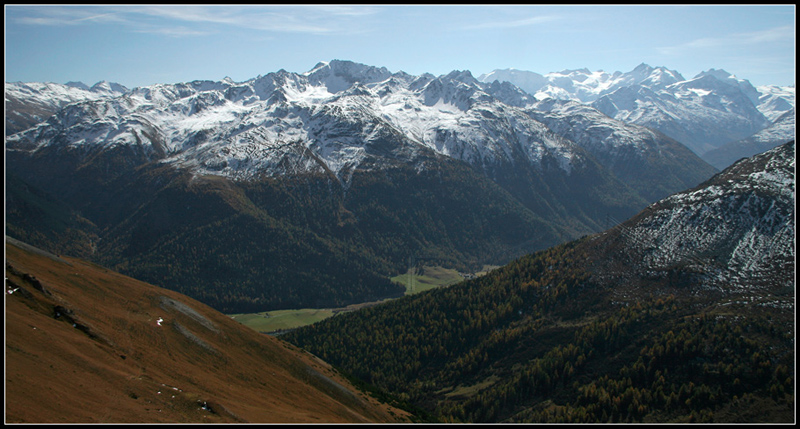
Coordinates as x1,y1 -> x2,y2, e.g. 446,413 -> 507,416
671,73 -> 764,117
477,69 -> 548,96
482,79 -> 538,107
672,73 -> 736,93
555,67 -> 593,76
65,81 -> 91,90
695,67 -> 736,81
90,80 -> 129,94
417,71 -> 490,112
479,68 -> 545,80
684,70 -> 744,90
303,59 -> 393,93
692,69 -> 761,104
443,69 -> 478,84
638,66 -> 684,88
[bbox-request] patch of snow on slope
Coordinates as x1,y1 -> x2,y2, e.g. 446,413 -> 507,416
627,143 -> 794,292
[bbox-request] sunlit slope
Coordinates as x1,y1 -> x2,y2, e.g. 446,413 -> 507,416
5,237 -> 408,423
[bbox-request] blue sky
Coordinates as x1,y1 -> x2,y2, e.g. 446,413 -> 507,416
4,4 -> 796,88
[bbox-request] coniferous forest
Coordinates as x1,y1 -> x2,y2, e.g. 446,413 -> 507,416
285,237 -> 794,423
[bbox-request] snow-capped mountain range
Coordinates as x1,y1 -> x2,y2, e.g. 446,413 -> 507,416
5,80 -> 129,136
5,60 -> 793,314
757,85 -> 796,122
7,61 -> 793,179
7,60 -> 702,189
478,63 -> 793,120
479,63 -> 687,102
479,64 -> 795,159
522,97 -> 713,202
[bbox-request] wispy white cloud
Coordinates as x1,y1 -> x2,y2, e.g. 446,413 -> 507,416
133,25 -> 214,37
462,15 -> 562,30
742,25 -> 795,44
13,7 -> 125,26
125,6 -> 337,35
313,5 -> 380,17
10,5 -> 376,36
73,12 -> 119,23
657,25 -> 794,56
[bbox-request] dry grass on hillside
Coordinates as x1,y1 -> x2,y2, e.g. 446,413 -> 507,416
5,238 -> 409,423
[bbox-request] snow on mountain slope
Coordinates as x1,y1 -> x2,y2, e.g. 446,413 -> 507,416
481,64 -> 792,156
694,68 -> 762,106
478,69 -> 548,98
479,63 -> 685,103
744,108 -> 796,147
371,70 -> 581,174
702,108 -> 796,169
7,61 -> 587,183
303,60 -> 394,93
592,74 -> 771,155
619,141 -> 795,293
527,98 -> 667,152
5,80 -> 129,135
5,80 -> 128,108
670,73 -> 767,126
757,85 -> 795,122
525,98 -> 718,200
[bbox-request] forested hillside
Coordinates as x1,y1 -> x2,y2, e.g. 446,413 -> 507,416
286,239 -> 794,423
284,143 -> 795,423
7,149 -> 568,313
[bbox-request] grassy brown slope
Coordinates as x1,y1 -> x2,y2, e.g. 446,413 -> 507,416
4,237 -> 409,423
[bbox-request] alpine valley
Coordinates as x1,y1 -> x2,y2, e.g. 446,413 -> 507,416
4,59 -> 796,423
6,59 -> 723,313
285,141 -> 795,423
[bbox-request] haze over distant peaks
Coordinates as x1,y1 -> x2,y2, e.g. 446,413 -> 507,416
479,63 -> 793,157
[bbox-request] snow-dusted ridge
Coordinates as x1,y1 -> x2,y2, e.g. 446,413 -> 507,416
5,80 -> 129,136
622,141 -> 795,292
9,59 -> 788,186
757,85 -> 796,122
478,63 -> 686,103
480,64 -> 794,159
7,60 -> 589,182
702,108 -> 796,170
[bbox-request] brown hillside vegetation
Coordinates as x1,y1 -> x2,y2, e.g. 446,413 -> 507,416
4,237 -> 409,423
